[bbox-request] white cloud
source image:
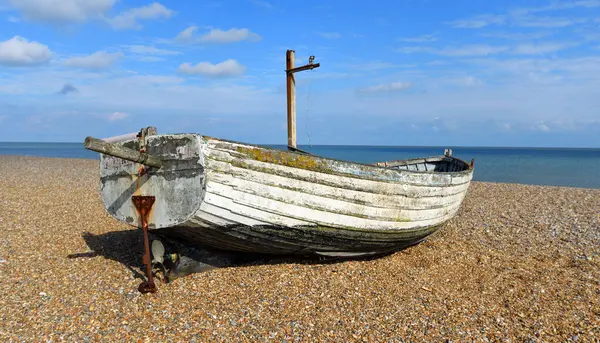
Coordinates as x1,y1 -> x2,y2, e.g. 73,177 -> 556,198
532,121 -> 551,132
400,42 -> 576,58
470,56 -> 600,79
108,2 -> 174,30
107,112 -> 128,121
481,31 -> 553,40
199,28 -> 262,43
454,76 -> 484,87
579,28 -> 600,41
358,82 -> 412,93
512,42 -> 575,55
0,71 -> 282,119
449,14 -> 505,28
515,16 -> 586,28
175,26 -> 262,43
2,63 -> 600,144
564,0 -> 600,9
116,75 -> 185,85
178,59 -> 246,77
398,45 -> 509,57
125,45 -> 180,55
397,46 -> 431,54
134,56 -> 164,62
7,16 -> 20,23
450,4 -> 590,30
398,34 -> 438,43
440,45 -> 509,56
0,36 -> 52,66
550,120 -> 577,131
426,60 -> 448,66
515,0 -> 600,15
7,0 -> 174,29
64,51 -> 123,69
8,0 -> 115,24
175,26 -> 197,41
355,61 -> 414,71
318,32 -> 342,39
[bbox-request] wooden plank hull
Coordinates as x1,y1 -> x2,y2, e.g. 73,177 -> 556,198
156,224 -> 439,257
98,134 -> 474,256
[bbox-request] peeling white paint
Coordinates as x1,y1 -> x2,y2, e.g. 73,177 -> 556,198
98,134 -> 474,253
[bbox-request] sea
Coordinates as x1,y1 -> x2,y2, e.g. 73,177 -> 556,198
1,142 -> 599,189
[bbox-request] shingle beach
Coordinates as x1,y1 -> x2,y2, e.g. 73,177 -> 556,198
1,155 -> 599,342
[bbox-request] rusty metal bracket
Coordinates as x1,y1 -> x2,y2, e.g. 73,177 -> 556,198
132,195 -> 157,294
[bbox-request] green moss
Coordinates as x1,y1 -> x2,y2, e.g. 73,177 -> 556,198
395,216 -> 412,222
235,146 -> 334,174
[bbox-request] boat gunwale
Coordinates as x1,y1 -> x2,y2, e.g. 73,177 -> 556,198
126,133 -> 473,178
206,151 -> 472,189
199,135 -> 475,177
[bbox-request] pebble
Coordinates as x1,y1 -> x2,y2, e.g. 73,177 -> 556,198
0,155 -> 599,342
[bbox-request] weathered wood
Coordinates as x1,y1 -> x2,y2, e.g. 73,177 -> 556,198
99,134 -> 205,229
207,170 -> 467,210
158,222 -> 435,257
204,180 -> 464,223
286,49 -> 296,149
84,136 -> 163,168
206,144 -> 472,186
286,63 -> 321,74
101,126 -> 157,143
96,134 -> 474,256
102,132 -> 138,143
286,50 -> 321,150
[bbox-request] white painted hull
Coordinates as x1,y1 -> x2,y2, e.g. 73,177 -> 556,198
99,134 -> 474,256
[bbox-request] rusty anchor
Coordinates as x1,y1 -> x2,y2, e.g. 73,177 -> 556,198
132,195 -> 157,294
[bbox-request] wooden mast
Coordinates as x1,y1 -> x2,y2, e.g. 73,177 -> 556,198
286,49 -> 320,150
286,50 -> 296,149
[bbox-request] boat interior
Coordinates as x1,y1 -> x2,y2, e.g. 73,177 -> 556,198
286,145 -> 473,174
373,155 -> 472,173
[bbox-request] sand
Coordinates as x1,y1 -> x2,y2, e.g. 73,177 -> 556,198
0,155 -> 598,342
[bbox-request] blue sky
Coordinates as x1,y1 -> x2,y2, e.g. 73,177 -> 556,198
0,0 -> 599,147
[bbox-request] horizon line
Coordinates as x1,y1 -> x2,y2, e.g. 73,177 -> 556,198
1,141 -> 599,150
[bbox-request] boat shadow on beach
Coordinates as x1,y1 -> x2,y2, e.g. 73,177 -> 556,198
67,229 -> 396,282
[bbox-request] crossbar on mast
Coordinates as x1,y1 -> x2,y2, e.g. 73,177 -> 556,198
286,50 -> 320,150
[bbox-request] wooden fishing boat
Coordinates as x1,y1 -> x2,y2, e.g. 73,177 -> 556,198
84,50 -> 474,292
92,133 -> 473,256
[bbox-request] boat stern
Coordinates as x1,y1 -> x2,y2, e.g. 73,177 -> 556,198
98,134 -> 205,229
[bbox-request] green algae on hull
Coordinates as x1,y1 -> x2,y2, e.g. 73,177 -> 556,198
235,146 -> 335,174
